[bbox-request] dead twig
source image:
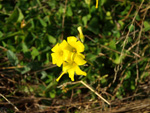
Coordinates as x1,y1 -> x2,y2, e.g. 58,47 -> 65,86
57,80 -> 110,105
80,81 -> 110,105
61,0 -> 68,40
0,65 -> 24,70
114,0 -> 145,84
135,7 -> 148,85
121,3 -> 134,21
0,93 -> 19,111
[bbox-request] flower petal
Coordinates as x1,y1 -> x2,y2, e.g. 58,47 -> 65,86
60,40 -> 68,49
63,62 -> 71,72
75,41 -> 84,52
63,50 -> 72,61
75,66 -> 87,76
51,43 -> 60,52
70,42 -> 84,53
56,71 -> 66,82
51,53 -> 58,64
67,37 -> 84,53
77,26 -> 83,35
77,26 -> 85,42
78,53 -> 85,58
67,36 -> 77,44
57,56 -> 64,67
68,68 -> 75,81
74,54 -> 86,65
51,53 -> 63,67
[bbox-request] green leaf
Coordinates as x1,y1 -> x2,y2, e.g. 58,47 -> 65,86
39,18 -> 47,27
88,17 -> 100,34
47,35 -> 56,44
86,53 -> 97,63
21,66 -> 31,74
101,78 -> 107,84
112,53 -> 125,64
130,81 -> 135,90
135,14 -> 140,21
41,71 -> 48,79
77,89 -> 81,94
66,6 -> 73,17
128,24 -> 134,32
20,62 -> 41,74
0,31 -> 23,41
41,46 -> 51,53
47,0 -> 56,9
113,30 -> 120,38
113,54 -> 120,64
22,42 -> 28,53
82,14 -> 91,26
6,8 -> 24,23
2,41 -> 7,47
100,0 -> 107,6
124,71 -> 131,80
109,39 -> 116,49
17,8 -> 24,22
0,4 -> 2,9
23,19 -> 35,30
7,50 -> 19,65
0,31 -> 3,38
118,20 -> 124,30
45,53 -> 50,64
49,89 -> 56,98
85,0 -> 90,5
31,47 -> 40,60
121,5 -> 131,16
45,80 -> 57,93
144,21 -> 150,32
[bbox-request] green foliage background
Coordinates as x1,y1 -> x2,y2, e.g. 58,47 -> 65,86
0,0 -> 150,111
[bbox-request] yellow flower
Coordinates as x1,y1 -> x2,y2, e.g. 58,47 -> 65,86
51,36 -> 87,82
67,36 -> 84,53
56,61 -> 87,81
77,26 -> 84,42
51,40 -> 68,67
65,36 -> 86,65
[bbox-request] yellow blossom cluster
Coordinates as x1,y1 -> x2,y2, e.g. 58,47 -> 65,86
51,36 -> 87,81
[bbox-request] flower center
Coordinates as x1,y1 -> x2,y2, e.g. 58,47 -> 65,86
59,51 -> 63,56
73,62 -> 76,66
72,48 -> 76,53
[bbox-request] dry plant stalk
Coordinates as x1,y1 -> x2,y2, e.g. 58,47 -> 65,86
135,6 -> 148,85
57,80 -> 110,105
80,81 -> 110,105
0,93 -> 19,111
113,0 -> 145,84
0,65 -> 24,70
61,0 -> 68,40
